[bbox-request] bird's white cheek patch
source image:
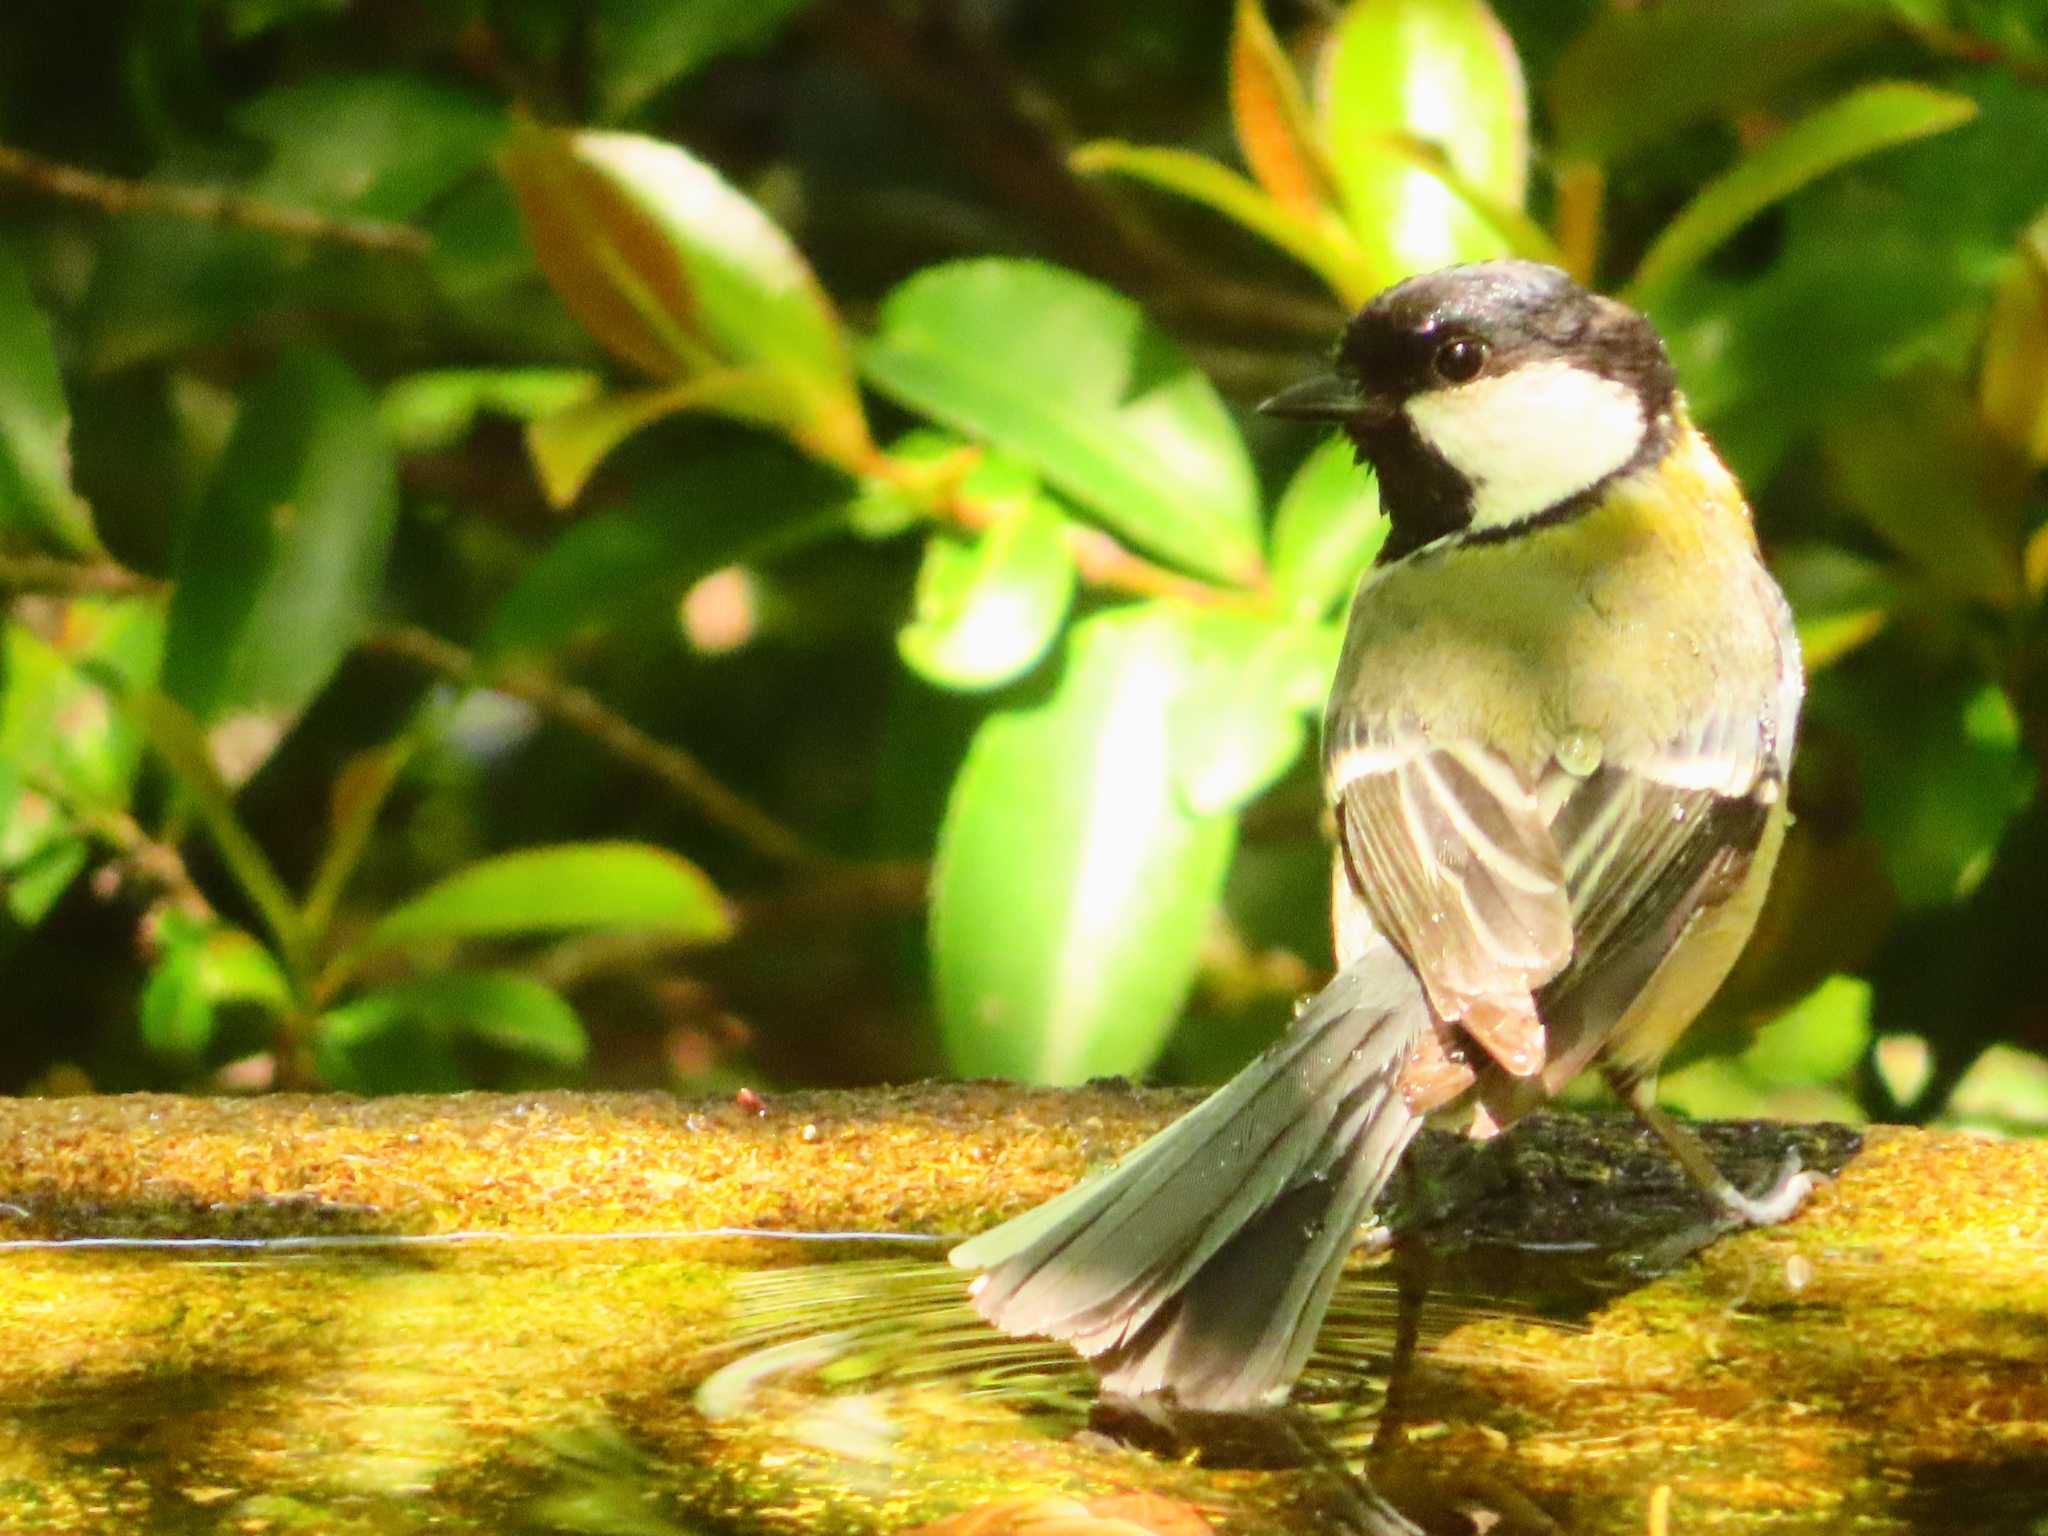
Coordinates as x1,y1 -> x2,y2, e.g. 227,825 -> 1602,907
1405,361 -> 1645,530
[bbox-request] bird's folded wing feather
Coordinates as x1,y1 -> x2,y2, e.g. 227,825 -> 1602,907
1333,740 -> 1573,1035
1332,703 -> 1784,1078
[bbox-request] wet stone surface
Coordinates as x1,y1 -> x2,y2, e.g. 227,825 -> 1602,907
0,1089 -> 2037,1534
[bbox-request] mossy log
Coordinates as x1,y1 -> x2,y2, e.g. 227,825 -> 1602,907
0,1087 -> 2041,1534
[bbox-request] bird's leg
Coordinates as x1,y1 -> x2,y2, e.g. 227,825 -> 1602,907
1605,1066 -> 1815,1227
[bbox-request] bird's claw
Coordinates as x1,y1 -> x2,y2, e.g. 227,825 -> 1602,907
1717,1148 -> 1817,1229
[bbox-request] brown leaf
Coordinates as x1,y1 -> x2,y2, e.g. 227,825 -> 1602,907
1228,0 -> 1339,217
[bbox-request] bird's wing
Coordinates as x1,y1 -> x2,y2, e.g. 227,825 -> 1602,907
1333,738 -> 1574,1064
1332,685 -> 1794,1085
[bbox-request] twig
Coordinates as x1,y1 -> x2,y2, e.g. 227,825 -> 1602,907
0,143 -> 433,257
21,772 -> 214,924
362,622 -> 821,868
1902,19 -> 2048,87
0,555 -> 164,599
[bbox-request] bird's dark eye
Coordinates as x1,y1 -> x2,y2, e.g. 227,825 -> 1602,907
1432,336 -> 1487,383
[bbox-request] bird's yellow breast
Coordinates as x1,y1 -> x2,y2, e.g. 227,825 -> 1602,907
1327,423 -> 1780,779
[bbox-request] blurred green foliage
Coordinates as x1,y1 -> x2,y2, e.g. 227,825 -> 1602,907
0,0 -> 2044,1133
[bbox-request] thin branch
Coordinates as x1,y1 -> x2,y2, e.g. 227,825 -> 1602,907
21,771 -> 214,924
363,622 -> 822,868
1902,19 -> 2048,87
0,555 -> 164,599
0,143 -> 433,257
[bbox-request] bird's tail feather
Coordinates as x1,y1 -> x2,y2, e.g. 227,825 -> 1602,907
950,943 -> 1429,1410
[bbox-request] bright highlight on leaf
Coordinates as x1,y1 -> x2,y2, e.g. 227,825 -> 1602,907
363,840 -> 732,957
502,123 -> 871,502
932,609 -> 1237,1084
1314,0 -> 1527,282
898,469 -> 1076,692
862,259 -> 1263,586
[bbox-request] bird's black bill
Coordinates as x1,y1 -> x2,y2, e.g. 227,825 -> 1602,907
1258,372 -> 1376,424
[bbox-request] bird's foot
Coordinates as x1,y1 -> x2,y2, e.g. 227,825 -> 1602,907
1714,1148 -> 1817,1228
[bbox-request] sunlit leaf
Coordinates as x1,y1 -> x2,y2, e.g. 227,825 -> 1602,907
1229,0 -> 1340,216
523,372 -> 801,507
0,246 -> 97,553
141,922 -> 292,1062
1980,215 -> 2048,465
1628,83 -> 1977,299
1741,973 -> 1872,1088
380,367 -> 601,454
591,0 -> 815,121
487,442 -> 848,659
0,598 -> 162,938
1314,0 -> 1527,282
863,260 -> 1264,585
363,841 -> 732,958
932,607 -> 1237,1083
1171,614 -> 1312,816
898,465 -> 1076,692
501,124 -> 870,467
1071,141 -> 1372,305
1269,436 -> 1386,617
160,349 -> 399,772
1548,0 -> 1887,164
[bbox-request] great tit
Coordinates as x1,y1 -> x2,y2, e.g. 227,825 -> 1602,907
950,259 -> 1812,1412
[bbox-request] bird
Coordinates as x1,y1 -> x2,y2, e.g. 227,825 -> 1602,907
949,259 -> 1813,1413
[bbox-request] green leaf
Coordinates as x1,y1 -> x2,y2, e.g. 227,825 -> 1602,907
1980,215 -> 2048,466
1821,378 -> 2025,609
0,598 -> 162,939
321,972 -> 588,1094
237,71 -> 506,222
1628,83 -> 1978,300
1547,0 -> 1888,164
301,738 -> 416,945
160,349 -> 399,775
523,373 -> 801,507
863,260 -> 1264,586
141,923 -> 292,1063
1269,436 -> 1387,617
380,368 -> 601,455
1313,0 -> 1527,282
931,607 -> 1238,1083
363,841 -> 732,957
486,442 -> 848,660
898,463 -> 1077,692
132,691 -> 308,975
1742,974 -> 1872,1088
84,73 -> 505,372
1773,544 -> 1898,671
0,246 -> 97,553
1071,141 -> 1373,305
591,0 -> 816,122
500,124 -> 870,468
1812,663 -> 2034,910
1171,615 -> 1313,816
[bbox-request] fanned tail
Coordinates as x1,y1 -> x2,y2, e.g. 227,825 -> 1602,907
949,942 -> 1430,1410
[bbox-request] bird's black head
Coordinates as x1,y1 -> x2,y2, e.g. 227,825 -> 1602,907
1262,260 -> 1678,562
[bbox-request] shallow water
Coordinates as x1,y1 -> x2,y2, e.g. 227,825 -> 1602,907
0,1228 -> 1541,1534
